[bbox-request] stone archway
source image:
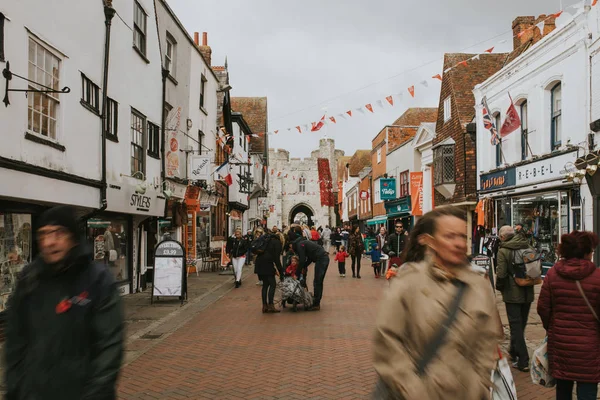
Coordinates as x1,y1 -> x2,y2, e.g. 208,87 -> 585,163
289,203 -> 315,227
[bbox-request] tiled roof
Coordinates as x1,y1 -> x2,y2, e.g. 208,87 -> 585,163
442,53 -> 508,125
337,156 -> 351,182
231,97 -> 268,154
348,150 -> 371,176
388,108 -> 437,152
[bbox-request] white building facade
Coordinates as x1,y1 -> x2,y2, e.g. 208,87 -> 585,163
474,5 -> 598,266
413,123 -> 437,217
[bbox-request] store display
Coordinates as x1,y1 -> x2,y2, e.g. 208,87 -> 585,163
87,217 -> 129,283
0,213 -> 32,312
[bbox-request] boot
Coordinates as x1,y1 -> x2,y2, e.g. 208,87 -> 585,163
351,266 -> 356,278
267,304 -> 280,313
262,304 -> 268,313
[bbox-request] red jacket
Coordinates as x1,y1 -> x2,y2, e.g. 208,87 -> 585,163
335,251 -> 349,263
537,258 -> 600,382
310,230 -> 320,241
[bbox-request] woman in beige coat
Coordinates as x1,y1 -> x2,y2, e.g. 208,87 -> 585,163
373,207 -> 502,400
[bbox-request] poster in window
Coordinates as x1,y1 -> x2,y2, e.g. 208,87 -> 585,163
153,257 -> 183,296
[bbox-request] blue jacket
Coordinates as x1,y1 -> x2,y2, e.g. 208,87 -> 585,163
366,243 -> 382,263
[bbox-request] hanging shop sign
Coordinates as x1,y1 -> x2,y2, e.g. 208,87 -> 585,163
380,178 -> 397,200
515,151 -> 576,186
166,106 -> 182,178
480,168 -> 516,191
190,155 -> 211,180
151,240 -> 187,305
410,172 -> 423,216
360,190 -> 370,200
106,182 -> 166,217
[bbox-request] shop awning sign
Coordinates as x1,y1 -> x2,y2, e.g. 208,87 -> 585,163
480,168 -> 516,191
516,151 -> 576,186
380,178 -> 396,200
190,155 -> 211,180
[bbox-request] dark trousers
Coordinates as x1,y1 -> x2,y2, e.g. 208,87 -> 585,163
245,249 -> 252,265
505,302 -> 531,368
259,274 -> 276,305
338,262 -> 346,274
313,255 -> 329,306
351,255 -> 361,277
373,262 -> 381,276
556,379 -> 598,400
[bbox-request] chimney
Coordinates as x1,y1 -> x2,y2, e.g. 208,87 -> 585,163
198,31 -> 212,66
194,32 -> 199,46
532,14 -> 557,44
512,16 -> 535,49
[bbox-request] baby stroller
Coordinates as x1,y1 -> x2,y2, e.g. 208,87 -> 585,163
280,276 -> 313,312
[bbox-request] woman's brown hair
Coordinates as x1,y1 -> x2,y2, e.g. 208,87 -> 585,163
401,206 -> 467,263
558,231 -> 599,260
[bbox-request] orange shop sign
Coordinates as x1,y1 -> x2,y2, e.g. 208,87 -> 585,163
410,172 -> 423,216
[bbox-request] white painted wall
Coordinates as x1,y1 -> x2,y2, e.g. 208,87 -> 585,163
386,138 -> 415,196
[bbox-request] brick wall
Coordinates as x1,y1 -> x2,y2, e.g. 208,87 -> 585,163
359,174 -> 372,220
371,128 -> 387,217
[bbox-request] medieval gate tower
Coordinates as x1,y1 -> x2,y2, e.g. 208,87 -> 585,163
267,138 -> 344,229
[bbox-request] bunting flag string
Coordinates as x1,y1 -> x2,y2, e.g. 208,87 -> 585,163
262,6 -> 574,137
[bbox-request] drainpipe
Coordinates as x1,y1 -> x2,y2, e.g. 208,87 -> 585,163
81,2 -> 114,222
160,67 -> 169,216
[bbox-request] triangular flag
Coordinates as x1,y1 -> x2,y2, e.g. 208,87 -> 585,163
296,126 -> 302,133
471,54 -> 480,61
444,67 -> 452,73
285,174 -> 288,178
346,110 -> 352,117
484,47 -> 494,53
408,86 -> 415,98
224,173 -> 233,186
287,128 -> 291,131
311,115 -> 326,132
365,104 -> 374,113
274,130 -> 279,134
593,0 -> 598,6
536,21 -> 545,33
517,31 -> 526,38
303,124 -> 309,131
458,60 -> 468,67
386,95 -> 394,105
270,169 -> 274,175
329,116 -> 336,124
553,11 -> 563,18
356,107 -> 365,114
246,135 -> 251,143
277,172 -> 281,177
376,100 -> 384,109
420,80 -> 429,88
432,74 -> 442,81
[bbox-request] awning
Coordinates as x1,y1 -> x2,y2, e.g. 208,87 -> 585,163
366,216 -> 387,226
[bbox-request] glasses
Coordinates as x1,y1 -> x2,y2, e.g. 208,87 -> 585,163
37,227 -> 70,241
395,225 -> 403,229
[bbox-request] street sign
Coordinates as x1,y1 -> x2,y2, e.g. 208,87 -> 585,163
151,239 -> 187,305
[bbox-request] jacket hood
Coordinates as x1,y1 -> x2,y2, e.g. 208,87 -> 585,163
37,238 -> 94,278
499,234 -> 530,250
553,258 -> 597,281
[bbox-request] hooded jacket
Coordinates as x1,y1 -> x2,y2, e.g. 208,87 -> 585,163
291,236 -> 327,275
373,258 -> 502,400
254,234 -> 283,276
495,234 -> 534,304
537,258 -> 600,382
367,243 -> 382,263
4,242 -> 124,400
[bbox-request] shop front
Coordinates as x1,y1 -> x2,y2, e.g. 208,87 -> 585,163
385,196 -> 413,233
478,150 -> 587,266
365,215 -> 387,233
95,181 -> 166,295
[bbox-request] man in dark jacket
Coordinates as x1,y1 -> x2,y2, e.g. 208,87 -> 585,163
5,206 -> 124,400
288,227 -> 329,311
496,225 -> 534,372
383,221 -> 407,259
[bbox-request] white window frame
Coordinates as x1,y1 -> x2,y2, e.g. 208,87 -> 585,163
377,148 -> 382,164
133,1 -> 147,56
443,96 -> 452,122
165,33 -> 176,77
27,37 -> 61,141
131,109 -> 146,176
374,179 -> 382,203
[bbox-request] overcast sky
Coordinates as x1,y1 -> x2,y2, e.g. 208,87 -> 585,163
169,0 -> 582,158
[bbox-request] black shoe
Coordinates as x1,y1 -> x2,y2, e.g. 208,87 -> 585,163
352,274 -> 356,278
235,281 -> 240,288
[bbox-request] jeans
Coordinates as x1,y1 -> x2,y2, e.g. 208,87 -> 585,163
258,274 -> 276,305
351,255 -> 361,277
338,262 -> 346,275
313,255 -> 330,306
556,379 -> 598,400
505,302 -> 531,368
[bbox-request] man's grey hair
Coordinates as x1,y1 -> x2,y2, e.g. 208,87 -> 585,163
499,225 -> 515,240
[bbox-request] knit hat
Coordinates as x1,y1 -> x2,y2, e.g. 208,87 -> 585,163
37,205 -> 81,241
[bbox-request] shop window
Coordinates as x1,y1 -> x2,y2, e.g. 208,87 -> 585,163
133,1 -> 147,56
494,113 -> 502,167
399,170 -> 409,197
131,109 -> 146,176
87,217 -> 129,283
520,101 -> 528,160
199,74 -> 206,109
81,73 -> 100,114
551,83 -> 562,150
433,144 -> 455,185
147,122 -> 160,158
106,97 -> 118,139
0,214 -> 32,312
28,37 -> 60,140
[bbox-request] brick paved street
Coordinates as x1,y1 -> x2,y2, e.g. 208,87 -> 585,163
117,261 -> 569,399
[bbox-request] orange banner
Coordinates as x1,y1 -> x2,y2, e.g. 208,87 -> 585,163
410,172 -> 423,216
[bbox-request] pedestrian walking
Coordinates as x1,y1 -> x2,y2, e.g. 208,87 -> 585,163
5,205 -> 124,400
288,226 -> 330,311
375,227 -> 387,274
538,231 -> 600,400
226,228 -> 249,288
321,225 -> 332,252
334,245 -> 349,277
366,242 -> 383,278
495,225 -> 534,372
244,229 -> 253,265
348,225 -> 365,278
383,221 -> 407,267
341,226 -> 349,249
372,207 -> 502,400
252,228 -> 283,313
332,227 -> 342,251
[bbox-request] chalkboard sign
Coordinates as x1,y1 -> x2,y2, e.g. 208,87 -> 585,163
470,254 -> 494,288
151,240 -> 187,305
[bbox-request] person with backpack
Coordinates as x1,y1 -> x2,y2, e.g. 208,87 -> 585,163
5,206 -> 124,399
537,231 -> 600,400
288,226 -> 330,311
252,228 -> 283,313
496,225 -> 536,372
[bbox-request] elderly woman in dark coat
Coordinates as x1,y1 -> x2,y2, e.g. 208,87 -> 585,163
254,228 -> 283,313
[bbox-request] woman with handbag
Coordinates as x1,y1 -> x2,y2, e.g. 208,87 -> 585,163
537,231 -> 600,400
372,207 -> 502,400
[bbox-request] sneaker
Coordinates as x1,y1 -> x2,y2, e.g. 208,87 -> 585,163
342,274 -> 346,277
256,281 -> 263,286
340,274 -> 343,277
512,362 -> 530,372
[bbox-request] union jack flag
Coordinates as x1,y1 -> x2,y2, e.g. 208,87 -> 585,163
482,97 -> 500,146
